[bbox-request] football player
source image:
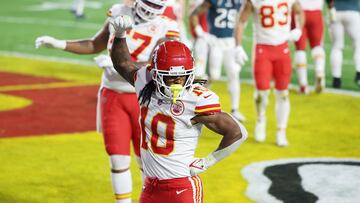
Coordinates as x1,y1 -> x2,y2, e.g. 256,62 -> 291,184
190,0 -> 246,122
292,0 -> 335,94
71,0 -> 85,18
189,0 -> 210,81
235,0 -> 305,146
110,15 -> 248,202
35,0 -> 179,202
330,0 -> 360,88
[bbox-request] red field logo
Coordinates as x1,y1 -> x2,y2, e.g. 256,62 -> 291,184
0,71 -> 98,138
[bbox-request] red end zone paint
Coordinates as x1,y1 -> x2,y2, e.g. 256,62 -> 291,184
0,72 -> 98,137
0,71 -> 64,85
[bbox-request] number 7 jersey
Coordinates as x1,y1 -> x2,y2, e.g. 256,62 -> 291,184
251,0 -> 296,45
135,67 -> 222,180
102,4 -> 180,93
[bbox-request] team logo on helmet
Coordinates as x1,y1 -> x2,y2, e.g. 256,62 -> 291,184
170,100 -> 184,116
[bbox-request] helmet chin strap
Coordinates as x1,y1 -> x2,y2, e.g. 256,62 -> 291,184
169,84 -> 183,104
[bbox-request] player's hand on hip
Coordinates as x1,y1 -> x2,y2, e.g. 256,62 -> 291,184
189,158 -> 208,176
288,28 -> 302,42
35,36 -> 66,50
94,54 -> 113,69
234,46 -> 248,66
109,15 -> 133,38
195,25 -> 217,47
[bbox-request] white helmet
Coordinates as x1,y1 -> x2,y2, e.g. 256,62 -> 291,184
134,0 -> 167,22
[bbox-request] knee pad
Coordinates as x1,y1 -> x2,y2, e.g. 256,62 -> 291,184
275,90 -> 289,101
295,50 -> 307,68
254,90 -> 270,106
110,155 -> 131,171
311,46 -> 325,60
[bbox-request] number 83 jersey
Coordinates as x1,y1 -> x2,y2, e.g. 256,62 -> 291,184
251,0 -> 296,45
135,67 -> 222,180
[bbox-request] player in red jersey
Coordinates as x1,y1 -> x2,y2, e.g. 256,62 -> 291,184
110,15 -> 248,203
35,0 -> 179,202
235,0 -> 304,146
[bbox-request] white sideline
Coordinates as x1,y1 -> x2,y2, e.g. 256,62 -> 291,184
0,16 -> 100,30
1,50 -> 359,98
0,50 -> 94,66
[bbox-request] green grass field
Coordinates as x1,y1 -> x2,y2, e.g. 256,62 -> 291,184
1,1 -> 360,203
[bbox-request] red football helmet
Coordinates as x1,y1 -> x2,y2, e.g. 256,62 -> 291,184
134,0 -> 167,22
151,40 -> 195,100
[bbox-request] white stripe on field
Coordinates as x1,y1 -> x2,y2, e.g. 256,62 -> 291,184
0,16 -> 100,30
1,51 -> 359,98
227,77 -> 360,98
0,50 -> 95,66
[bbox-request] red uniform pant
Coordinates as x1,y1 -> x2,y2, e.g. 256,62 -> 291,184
100,87 -> 141,156
292,10 -> 324,50
140,176 -> 203,203
253,43 -> 292,90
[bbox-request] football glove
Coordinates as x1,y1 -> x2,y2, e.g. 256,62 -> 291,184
94,54 -> 113,69
189,155 -> 217,176
35,36 -> 66,50
109,15 -> 133,38
194,25 -> 218,47
288,28 -> 302,42
234,46 -> 248,66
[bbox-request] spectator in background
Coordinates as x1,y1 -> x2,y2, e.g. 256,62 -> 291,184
235,0 -> 305,146
35,0 -> 179,202
110,15 -> 248,202
191,0 -> 246,122
329,0 -> 360,88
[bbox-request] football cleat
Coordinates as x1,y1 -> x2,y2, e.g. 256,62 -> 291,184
332,77 -> 341,89
231,110 -> 246,122
254,120 -> 266,142
355,72 -> 360,85
315,76 -> 325,94
298,85 -> 309,95
276,130 -> 288,147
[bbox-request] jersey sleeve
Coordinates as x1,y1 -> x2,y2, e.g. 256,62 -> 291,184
134,65 -> 152,96
193,85 -> 221,115
164,19 -> 180,39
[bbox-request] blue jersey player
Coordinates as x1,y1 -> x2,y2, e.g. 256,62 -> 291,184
329,0 -> 360,87
190,0 -> 247,122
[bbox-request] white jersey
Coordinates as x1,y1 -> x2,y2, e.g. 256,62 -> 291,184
134,67 -> 221,179
299,0 -> 323,11
100,4 -> 180,93
251,0 -> 296,45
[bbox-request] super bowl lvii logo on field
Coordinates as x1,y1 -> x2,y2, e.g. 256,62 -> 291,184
241,158 -> 360,203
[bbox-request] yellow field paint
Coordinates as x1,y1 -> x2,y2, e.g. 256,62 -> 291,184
0,55 -> 102,83
0,93 -> 32,111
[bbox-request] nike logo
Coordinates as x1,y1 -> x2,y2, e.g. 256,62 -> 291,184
176,189 -> 188,195
203,94 -> 212,99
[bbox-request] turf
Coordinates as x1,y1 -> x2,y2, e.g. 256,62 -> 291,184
1,0 -> 360,90
0,56 -> 359,202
